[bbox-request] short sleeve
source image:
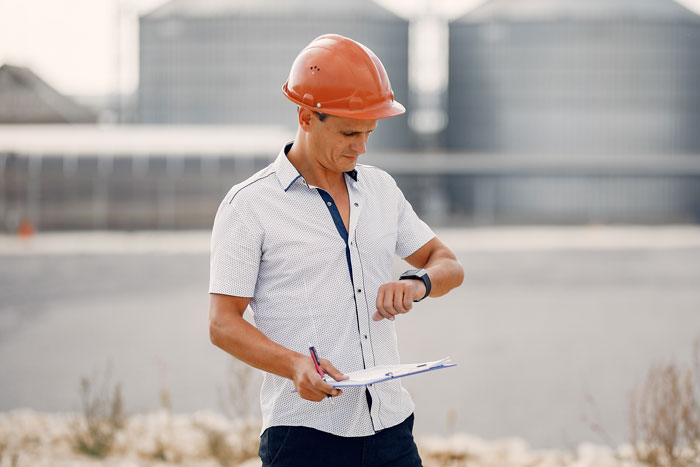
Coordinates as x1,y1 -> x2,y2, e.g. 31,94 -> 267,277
209,201 -> 263,297
393,180 -> 436,259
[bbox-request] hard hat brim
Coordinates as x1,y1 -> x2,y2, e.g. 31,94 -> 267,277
284,88 -> 406,120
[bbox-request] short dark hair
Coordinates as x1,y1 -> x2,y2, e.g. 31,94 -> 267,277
296,106 -> 329,122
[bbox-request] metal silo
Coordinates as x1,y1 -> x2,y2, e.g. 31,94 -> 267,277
139,0 -> 412,149
446,0 -> 700,154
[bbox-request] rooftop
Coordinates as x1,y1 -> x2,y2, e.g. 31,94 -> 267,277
0,65 -> 96,124
143,0 -> 401,21
457,0 -> 700,23
0,125 -> 293,157
1,125 -> 699,176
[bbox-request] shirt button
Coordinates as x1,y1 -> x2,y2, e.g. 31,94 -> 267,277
363,335 -> 368,339
350,241 -> 353,246
327,201 -> 332,206
356,288 -> 362,293
354,202 -> 359,207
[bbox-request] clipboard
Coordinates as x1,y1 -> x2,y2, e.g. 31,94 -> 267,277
325,357 -> 456,388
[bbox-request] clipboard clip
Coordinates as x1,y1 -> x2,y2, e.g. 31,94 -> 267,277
387,363 -> 429,378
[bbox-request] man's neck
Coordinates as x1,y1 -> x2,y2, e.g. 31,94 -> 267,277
287,140 -> 346,193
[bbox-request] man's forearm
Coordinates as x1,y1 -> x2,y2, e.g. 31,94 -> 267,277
209,296 -> 346,401
210,310 -> 303,380
423,251 -> 464,298
374,239 -> 464,321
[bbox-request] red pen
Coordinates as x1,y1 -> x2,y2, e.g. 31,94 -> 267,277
309,345 -> 324,378
309,345 -> 332,399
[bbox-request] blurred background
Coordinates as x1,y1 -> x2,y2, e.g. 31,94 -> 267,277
1,0 -> 700,453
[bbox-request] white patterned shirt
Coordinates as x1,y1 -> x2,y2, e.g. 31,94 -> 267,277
209,143 -> 435,437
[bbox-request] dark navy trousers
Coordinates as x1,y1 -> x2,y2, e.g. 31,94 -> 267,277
258,413 -> 422,467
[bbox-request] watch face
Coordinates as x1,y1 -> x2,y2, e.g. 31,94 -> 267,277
402,269 -> 425,278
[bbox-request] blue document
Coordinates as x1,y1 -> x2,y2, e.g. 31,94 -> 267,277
325,357 -> 456,388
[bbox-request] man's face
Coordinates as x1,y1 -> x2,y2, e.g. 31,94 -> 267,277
307,112 -> 378,174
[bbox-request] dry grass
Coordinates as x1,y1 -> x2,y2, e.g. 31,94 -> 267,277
421,449 -> 472,467
629,340 -> 700,466
0,440 -> 17,467
582,390 -> 617,448
64,359 -> 263,465
218,358 -> 262,420
193,358 -> 264,466
193,423 -> 238,467
69,365 -> 125,458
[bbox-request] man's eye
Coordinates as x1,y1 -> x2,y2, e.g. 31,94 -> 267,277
343,132 -> 355,137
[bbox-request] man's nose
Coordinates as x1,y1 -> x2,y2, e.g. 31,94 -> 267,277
351,134 -> 368,155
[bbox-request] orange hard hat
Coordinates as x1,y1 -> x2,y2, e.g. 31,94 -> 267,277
282,34 -> 405,120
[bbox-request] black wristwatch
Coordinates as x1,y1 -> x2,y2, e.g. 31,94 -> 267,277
399,269 -> 431,302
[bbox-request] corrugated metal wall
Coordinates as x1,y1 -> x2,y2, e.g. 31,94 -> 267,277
446,0 -> 700,154
3,149 -> 700,231
139,1 -> 412,149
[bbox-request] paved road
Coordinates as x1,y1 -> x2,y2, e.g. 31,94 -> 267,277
1,228 -> 699,449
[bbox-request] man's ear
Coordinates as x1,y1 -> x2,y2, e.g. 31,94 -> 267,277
298,108 -> 314,132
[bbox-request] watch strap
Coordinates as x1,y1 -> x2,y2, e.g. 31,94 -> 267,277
399,269 -> 431,302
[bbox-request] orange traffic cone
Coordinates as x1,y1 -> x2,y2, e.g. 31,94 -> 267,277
18,219 -> 35,238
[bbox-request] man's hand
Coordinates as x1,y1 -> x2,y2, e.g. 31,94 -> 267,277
373,279 -> 426,321
291,355 -> 348,402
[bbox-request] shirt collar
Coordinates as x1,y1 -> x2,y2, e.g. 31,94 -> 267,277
346,168 -> 358,182
274,142 -> 359,192
274,142 -> 304,191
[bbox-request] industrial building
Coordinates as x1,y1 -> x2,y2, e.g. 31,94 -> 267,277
446,0 -> 700,153
438,0 -> 700,223
2,0 -> 700,231
138,0 -> 412,149
0,125 -> 292,231
0,64 -> 96,124
2,125 -> 699,231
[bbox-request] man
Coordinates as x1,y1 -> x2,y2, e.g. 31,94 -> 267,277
209,34 -> 464,467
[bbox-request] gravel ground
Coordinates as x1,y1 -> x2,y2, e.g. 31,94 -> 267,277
0,410 -> 655,467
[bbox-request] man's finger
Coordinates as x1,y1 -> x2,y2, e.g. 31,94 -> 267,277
295,377 -> 330,401
393,289 -> 409,314
402,288 -> 413,312
300,388 -> 326,402
312,376 -> 342,397
375,291 -> 395,319
375,285 -> 386,312
320,359 -> 348,381
382,295 -> 398,317
377,306 -> 395,321
377,307 -> 395,320
298,374 -> 339,400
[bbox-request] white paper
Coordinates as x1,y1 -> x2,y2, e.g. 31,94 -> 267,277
325,357 -> 455,388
